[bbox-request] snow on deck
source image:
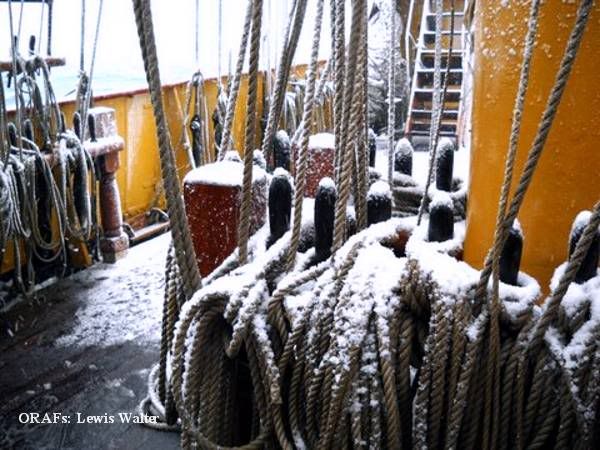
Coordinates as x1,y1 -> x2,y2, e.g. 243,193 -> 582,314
0,233 -> 178,449
375,137 -> 470,186
54,233 -> 170,348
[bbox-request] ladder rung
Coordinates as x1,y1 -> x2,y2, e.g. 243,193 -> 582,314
409,129 -> 457,137
416,67 -> 462,73
427,12 -> 465,17
423,30 -> 463,36
413,88 -> 461,95
420,49 -> 462,55
411,109 -> 459,116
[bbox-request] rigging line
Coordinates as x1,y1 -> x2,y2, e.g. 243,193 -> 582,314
46,0 -> 52,56
195,0 -> 200,66
80,0 -> 86,72
7,0 -> 24,161
17,0 -> 25,48
217,0 -> 222,81
416,0 -> 444,225
37,0 -> 45,54
80,0 -> 104,142
387,0 -> 396,184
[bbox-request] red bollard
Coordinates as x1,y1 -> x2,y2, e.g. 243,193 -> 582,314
183,159 -> 267,276
293,133 -> 335,198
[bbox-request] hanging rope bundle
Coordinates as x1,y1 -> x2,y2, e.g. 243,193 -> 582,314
0,29 -> 98,295
180,71 -> 211,168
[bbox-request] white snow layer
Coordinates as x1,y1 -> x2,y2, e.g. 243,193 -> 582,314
319,176 -> 336,191
368,181 -> 391,199
429,191 -> 453,210
54,233 -> 171,348
184,159 -> 267,187
376,141 -> 470,187
308,133 -> 335,150
394,138 -> 414,156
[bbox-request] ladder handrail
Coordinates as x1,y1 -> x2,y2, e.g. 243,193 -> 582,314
405,0 -> 467,140
404,0 -> 417,85
405,0 -> 431,132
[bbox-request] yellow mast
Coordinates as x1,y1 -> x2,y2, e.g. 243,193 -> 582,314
464,1 -> 600,293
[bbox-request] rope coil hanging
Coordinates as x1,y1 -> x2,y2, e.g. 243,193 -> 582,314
0,14 -> 98,295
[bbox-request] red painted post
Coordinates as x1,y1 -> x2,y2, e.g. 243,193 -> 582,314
292,133 -> 335,198
183,160 -> 267,276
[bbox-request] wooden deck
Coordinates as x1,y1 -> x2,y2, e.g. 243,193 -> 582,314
0,235 -> 180,449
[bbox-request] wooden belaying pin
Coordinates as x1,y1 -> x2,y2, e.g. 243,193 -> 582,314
428,191 -> 454,242
189,114 -> 202,167
23,119 -> 34,143
273,130 -> 291,171
73,112 -> 82,140
368,128 -> 377,168
253,150 -> 267,170
314,177 -> 336,262
59,112 -> 67,134
28,35 -> 36,55
87,114 -> 97,142
267,169 -> 293,248
499,221 -> 523,286
569,211 -> 600,283
394,137 -> 413,176
7,123 -> 18,148
367,181 -> 392,225
435,137 -> 454,192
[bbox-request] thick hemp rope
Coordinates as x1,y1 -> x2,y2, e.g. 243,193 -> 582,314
332,0 -> 345,184
386,0 -> 396,185
332,0 -> 367,252
237,0 -> 264,265
217,0 -> 254,159
261,0 -> 309,166
287,0 -> 325,270
350,2 -> 370,233
131,0 -> 201,299
416,0 -> 443,225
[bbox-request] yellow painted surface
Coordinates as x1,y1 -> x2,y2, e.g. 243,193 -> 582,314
1,65 -> 318,274
58,74 -> 265,221
464,1 -> 600,293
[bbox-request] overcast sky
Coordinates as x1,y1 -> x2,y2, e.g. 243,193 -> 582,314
0,0 -> 340,99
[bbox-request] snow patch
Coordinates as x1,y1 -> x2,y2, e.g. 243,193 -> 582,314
429,191 -> 453,210
53,233 -> 170,348
368,181 -> 391,199
394,138 -> 413,156
308,133 -> 335,150
184,159 -> 267,187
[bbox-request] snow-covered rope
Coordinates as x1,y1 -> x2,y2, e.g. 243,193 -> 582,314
386,0 -> 396,184
332,0 -> 367,252
416,0 -> 443,225
287,0 -> 325,270
238,0 -> 264,264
